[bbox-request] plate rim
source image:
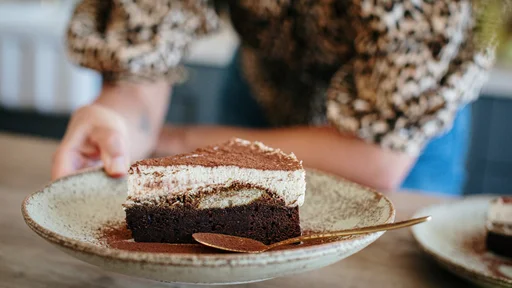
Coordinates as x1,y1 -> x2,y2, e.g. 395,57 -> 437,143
22,168 -> 395,267
411,196 -> 512,287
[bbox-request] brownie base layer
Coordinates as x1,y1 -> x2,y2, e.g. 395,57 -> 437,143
486,231 -> 512,258
125,202 -> 301,245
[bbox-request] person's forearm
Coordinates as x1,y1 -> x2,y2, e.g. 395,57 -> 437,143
174,126 -> 415,191
95,81 -> 171,160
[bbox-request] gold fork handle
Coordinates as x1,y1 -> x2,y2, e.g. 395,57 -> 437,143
269,216 -> 431,249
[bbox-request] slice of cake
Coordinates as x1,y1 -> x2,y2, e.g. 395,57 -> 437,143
124,138 -> 306,245
486,197 -> 512,258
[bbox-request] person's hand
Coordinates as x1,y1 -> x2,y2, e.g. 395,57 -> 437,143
52,80 -> 171,180
52,104 -> 130,180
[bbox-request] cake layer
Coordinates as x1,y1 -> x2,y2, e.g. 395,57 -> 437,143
127,165 -> 305,208
125,200 -> 302,245
128,138 -> 306,208
125,139 -> 305,244
486,231 -> 512,258
125,182 -> 283,210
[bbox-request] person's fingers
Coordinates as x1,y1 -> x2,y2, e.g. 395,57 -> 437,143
52,105 -> 130,180
51,146 -> 82,180
75,159 -> 103,173
51,107 -> 95,180
52,147 -> 103,180
89,127 -> 129,177
51,124 -> 91,180
80,139 -> 101,159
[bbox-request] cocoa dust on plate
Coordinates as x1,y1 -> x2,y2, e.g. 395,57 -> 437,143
98,223 -> 221,254
98,223 -> 356,254
463,232 -> 512,280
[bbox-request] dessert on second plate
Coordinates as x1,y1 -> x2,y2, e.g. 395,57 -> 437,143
486,196 -> 512,258
124,138 -> 306,245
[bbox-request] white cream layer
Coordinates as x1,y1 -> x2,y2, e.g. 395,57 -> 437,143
487,198 -> 512,235
488,198 -> 512,225
197,188 -> 265,209
127,165 -> 306,208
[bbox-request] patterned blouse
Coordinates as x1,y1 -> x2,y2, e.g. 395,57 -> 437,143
66,0 -> 508,155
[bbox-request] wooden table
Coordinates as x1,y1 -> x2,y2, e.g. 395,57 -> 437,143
0,133 -> 473,288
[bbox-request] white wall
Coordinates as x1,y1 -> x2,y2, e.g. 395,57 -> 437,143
0,1 -> 102,114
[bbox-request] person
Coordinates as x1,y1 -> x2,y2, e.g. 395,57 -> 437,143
52,0 -> 505,194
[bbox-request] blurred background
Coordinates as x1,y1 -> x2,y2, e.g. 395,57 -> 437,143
1,0 -> 512,196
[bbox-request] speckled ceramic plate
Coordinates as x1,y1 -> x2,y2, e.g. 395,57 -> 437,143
22,169 -> 394,285
412,196 -> 512,288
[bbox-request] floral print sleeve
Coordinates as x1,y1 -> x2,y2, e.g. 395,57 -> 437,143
66,0 -> 219,82
66,0 -> 510,155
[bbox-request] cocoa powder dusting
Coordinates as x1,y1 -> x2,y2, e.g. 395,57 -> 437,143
131,138 -> 302,171
462,231 -> 512,280
100,223 -> 132,243
501,197 -> 512,204
97,225 -> 345,254
98,223 -> 221,254
109,241 -> 218,254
